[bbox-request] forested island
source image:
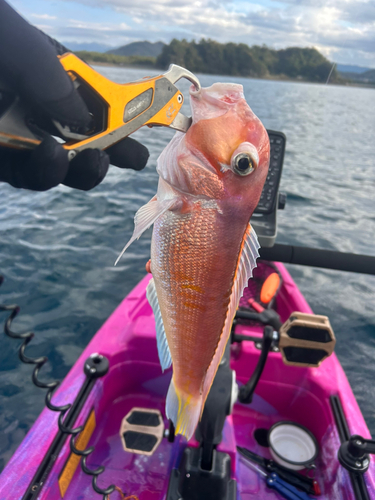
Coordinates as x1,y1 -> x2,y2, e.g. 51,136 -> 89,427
156,40 -> 340,83
76,39 -> 343,84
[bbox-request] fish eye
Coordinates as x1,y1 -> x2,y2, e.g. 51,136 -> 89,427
232,152 -> 256,176
230,143 -> 259,176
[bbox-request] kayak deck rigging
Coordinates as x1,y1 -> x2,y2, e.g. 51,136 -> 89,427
1,262 -> 375,500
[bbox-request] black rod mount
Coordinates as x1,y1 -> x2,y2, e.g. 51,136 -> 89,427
259,244 -> 375,275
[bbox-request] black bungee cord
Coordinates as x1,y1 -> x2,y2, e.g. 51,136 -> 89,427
0,275 -> 115,499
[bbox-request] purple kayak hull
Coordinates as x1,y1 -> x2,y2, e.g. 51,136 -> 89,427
1,262 -> 374,499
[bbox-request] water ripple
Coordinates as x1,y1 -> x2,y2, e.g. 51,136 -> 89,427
0,67 -> 374,470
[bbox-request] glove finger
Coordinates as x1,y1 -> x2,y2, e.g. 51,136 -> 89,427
0,1 -> 91,131
63,149 -> 109,191
105,137 -> 149,171
0,136 -> 69,191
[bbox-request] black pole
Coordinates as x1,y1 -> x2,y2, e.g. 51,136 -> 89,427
259,244 -> 375,276
238,326 -> 274,404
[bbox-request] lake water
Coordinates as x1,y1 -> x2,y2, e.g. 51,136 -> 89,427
0,67 -> 374,472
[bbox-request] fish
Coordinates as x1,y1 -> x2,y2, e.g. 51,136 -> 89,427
117,82 -> 270,439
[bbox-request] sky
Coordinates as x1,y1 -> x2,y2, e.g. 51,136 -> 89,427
9,0 -> 375,68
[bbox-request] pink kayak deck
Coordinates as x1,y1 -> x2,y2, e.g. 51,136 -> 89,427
1,262 -> 374,499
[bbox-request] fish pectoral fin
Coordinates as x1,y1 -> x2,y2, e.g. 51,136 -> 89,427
166,378 -> 202,440
147,278 -> 172,371
115,195 -> 176,265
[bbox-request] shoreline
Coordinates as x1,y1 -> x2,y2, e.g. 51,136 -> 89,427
89,61 -> 375,89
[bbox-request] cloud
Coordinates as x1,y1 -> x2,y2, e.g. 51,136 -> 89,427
274,0 -> 375,24
34,24 -> 53,31
31,13 -> 57,20
47,22 -> 184,47
67,19 -> 131,31
26,0 -> 375,67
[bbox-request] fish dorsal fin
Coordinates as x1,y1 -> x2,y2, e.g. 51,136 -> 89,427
233,224 -> 260,302
115,195 -> 176,265
202,224 -> 260,404
146,278 -> 172,371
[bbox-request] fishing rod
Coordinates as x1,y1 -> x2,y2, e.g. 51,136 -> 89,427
259,243 -> 375,276
326,62 -> 336,84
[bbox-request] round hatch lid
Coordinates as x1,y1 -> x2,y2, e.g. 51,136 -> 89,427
268,421 -> 318,470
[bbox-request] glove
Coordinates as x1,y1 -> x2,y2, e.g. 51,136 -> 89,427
0,0 -> 149,191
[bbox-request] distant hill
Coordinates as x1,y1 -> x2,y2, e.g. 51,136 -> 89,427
336,63 -> 372,74
343,69 -> 375,84
74,39 -> 374,86
362,69 -> 375,79
66,42 -> 112,53
74,50 -> 156,68
107,41 -> 165,57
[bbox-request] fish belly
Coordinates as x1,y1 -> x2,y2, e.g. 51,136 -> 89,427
151,202 -> 246,437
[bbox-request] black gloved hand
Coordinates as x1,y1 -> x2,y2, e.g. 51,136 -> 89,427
0,0 -> 149,191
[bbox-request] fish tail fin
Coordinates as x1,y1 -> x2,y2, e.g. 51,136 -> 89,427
166,378 -> 202,440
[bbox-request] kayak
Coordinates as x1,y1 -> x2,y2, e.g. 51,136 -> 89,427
1,259 -> 374,500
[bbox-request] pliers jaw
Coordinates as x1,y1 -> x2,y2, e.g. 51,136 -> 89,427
161,64 -> 201,133
163,64 -> 201,92
168,113 -> 192,133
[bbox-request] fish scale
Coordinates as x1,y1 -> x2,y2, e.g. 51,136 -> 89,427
152,206 -> 239,393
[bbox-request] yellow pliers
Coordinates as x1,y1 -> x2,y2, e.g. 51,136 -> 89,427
0,53 -> 201,159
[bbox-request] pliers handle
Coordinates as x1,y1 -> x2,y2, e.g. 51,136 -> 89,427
0,53 -> 201,158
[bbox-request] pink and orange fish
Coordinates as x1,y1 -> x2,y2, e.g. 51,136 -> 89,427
118,82 -> 270,439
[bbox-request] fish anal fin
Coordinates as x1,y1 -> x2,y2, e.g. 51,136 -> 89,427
146,278 -> 172,371
166,377 -> 202,440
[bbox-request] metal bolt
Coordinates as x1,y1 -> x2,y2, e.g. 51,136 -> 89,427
355,440 -> 362,445
255,342 -> 262,349
186,473 -> 190,478
67,150 -> 77,161
355,461 -> 362,468
177,94 -> 183,104
90,367 -> 96,374
363,459 -> 369,467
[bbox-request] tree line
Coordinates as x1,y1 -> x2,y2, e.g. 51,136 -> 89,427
75,40 -> 341,84
156,39 -> 339,83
